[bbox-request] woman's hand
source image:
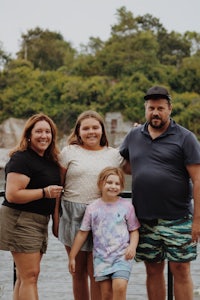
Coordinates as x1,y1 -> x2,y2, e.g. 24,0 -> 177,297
44,185 -> 63,198
6,173 -> 63,203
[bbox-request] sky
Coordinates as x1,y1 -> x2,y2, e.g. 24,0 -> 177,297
1,0 -> 200,57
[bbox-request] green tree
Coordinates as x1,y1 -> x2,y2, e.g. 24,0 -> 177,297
157,29 -> 190,66
0,59 -> 43,120
173,92 -> 200,138
170,56 -> 200,93
96,30 -> 159,77
17,27 -> 76,71
184,31 -> 200,55
1,7 -> 200,136
136,13 -> 164,33
0,42 -> 11,69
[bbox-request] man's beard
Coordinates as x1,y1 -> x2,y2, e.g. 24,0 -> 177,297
148,117 -> 166,129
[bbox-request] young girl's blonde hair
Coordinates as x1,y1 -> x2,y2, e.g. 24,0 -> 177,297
97,167 -> 125,191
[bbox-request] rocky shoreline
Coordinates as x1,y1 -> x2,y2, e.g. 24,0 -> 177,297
0,149 -> 10,169
0,113 -> 132,169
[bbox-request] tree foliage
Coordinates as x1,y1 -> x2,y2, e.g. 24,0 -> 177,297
0,7 -> 200,138
17,27 -> 76,71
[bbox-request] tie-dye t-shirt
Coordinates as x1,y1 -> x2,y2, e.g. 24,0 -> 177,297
80,197 -> 140,277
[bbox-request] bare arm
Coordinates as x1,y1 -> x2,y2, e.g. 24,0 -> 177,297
186,164 -> 200,242
125,229 -> 139,260
60,166 -> 67,185
52,167 -> 67,237
6,172 -> 63,204
122,160 -> 132,175
68,230 -> 90,274
52,196 -> 61,237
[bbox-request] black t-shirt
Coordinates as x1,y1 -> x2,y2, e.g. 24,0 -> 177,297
2,149 -> 61,216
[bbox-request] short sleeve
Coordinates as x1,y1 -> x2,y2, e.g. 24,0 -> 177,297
183,132 -> 200,165
119,132 -> 131,161
115,148 -> 124,166
5,152 -> 32,178
126,202 -> 140,231
80,206 -> 92,231
59,146 -> 69,169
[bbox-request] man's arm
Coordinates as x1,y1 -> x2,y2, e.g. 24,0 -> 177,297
186,164 -> 200,242
122,160 -> 132,175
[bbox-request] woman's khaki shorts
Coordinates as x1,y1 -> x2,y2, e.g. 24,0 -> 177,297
0,206 -> 50,253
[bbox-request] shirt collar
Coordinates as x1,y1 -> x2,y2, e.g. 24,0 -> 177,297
141,119 -> 176,137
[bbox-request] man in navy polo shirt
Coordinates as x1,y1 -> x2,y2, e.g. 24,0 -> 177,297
120,86 -> 200,300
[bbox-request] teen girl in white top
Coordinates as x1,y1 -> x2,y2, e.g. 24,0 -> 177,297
58,110 -> 123,300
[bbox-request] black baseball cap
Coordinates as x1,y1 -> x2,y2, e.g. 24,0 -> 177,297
144,86 -> 171,101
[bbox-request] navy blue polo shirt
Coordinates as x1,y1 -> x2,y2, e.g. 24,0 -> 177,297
120,119 -> 200,219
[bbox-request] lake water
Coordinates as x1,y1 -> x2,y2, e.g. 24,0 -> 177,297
0,168 -> 200,299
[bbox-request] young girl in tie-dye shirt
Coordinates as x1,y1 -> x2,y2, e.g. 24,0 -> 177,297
69,167 -> 140,300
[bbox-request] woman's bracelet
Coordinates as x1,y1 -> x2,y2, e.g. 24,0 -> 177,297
42,188 -> 46,198
47,186 -> 52,198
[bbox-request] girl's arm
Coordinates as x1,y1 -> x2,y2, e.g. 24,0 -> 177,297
68,230 -> 90,274
125,229 -> 139,260
52,196 -> 61,237
52,166 -> 66,237
60,166 -> 67,185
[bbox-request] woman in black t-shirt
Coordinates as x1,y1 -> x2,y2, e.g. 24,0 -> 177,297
0,113 -> 63,300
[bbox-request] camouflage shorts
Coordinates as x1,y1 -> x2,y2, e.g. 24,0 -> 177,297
135,215 -> 197,263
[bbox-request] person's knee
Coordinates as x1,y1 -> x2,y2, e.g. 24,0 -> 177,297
101,290 -> 112,300
113,279 -> 127,297
114,284 -> 126,295
18,265 -> 40,283
21,271 -> 40,285
145,261 -> 165,276
170,262 -> 191,280
29,271 -> 39,284
99,280 -> 112,300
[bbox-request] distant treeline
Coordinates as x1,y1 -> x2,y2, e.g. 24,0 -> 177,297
0,7 -> 200,138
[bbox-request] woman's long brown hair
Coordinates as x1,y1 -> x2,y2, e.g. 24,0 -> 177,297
9,113 -> 60,164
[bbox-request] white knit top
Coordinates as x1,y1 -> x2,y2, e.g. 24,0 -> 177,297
59,145 -> 123,204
